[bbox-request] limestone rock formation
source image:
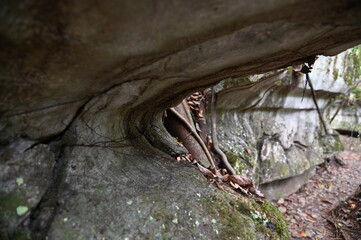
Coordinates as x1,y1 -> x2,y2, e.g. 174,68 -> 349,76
215,48 -> 359,199
1,1 -> 361,239
326,47 -> 361,135
329,99 -> 361,135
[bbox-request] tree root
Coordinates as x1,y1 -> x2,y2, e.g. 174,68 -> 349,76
210,87 -> 236,175
169,107 -> 216,169
305,72 -> 329,135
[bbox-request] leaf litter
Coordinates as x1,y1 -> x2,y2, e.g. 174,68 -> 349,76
177,152 -> 265,199
275,135 -> 361,239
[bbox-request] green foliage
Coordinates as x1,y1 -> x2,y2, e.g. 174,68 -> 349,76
352,88 -> 361,100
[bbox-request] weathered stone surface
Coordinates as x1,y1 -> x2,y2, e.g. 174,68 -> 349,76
1,0 -> 361,239
329,100 -> 361,134
259,167 -> 316,200
325,46 -> 361,134
215,49 -> 358,198
1,1 -> 361,144
0,139 -> 55,237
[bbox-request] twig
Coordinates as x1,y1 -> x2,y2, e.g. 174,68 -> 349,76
324,213 -> 352,240
210,87 -> 236,175
330,79 -> 361,124
169,107 -> 216,169
330,98 -> 346,124
301,76 -> 308,102
305,73 -> 329,135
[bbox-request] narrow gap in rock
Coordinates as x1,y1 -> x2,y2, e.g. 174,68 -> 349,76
335,129 -> 360,138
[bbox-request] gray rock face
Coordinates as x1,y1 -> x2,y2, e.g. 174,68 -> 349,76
0,139 -> 55,236
326,46 -> 361,135
216,49 -> 358,199
1,1 -> 361,239
329,100 -> 361,134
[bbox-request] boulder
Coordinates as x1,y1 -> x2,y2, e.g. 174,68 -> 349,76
1,0 -> 361,238
215,48 -> 359,199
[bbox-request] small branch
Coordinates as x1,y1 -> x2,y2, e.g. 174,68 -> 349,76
169,107 -> 216,169
331,79 -> 361,124
306,73 -> 329,135
330,98 -> 346,124
210,87 -> 236,175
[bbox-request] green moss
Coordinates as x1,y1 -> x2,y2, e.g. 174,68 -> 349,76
200,192 -> 289,239
201,194 -> 255,239
0,193 -> 29,240
352,88 -> 361,100
333,68 -> 339,81
225,151 -> 238,166
0,229 -> 28,240
153,206 -> 173,223
0,193 -> 27,221
224,150 -> 254,174
258,201 -> 289,237
344,45 -> 361,86
222,77 -> 252,89
319,135 -> 344,153
64,229 -> 77,240
278,164 -> 289,177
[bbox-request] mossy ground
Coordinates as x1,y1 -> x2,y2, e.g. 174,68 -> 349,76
201,191 -> 290,239
0,192 -> 29,240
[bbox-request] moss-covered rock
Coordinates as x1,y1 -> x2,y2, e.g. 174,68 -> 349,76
319,135 -> 344,153
200,191 -> 289,239
1,1 -> 361,239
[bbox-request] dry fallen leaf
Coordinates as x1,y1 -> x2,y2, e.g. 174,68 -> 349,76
215,181 -> 224,190
300,231 -> 307,237
277,198 -> 285,205
219,174 -> 229,182
229,174 -> 253,187
196,163 -> 215,179
237,186 -> 249,195
278,206 -> 287,214
249,187 -> 265,198
210,168 -> 223,179
349,203 -> 356,209
320,199 -> 333,205
305,216 -> 316,223
229,181 -> 240,189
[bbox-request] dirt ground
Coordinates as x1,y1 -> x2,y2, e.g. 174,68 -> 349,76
273,135 -> 361,240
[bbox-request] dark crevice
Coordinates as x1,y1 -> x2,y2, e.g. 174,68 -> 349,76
25,78 -> 146,151
25,98 -> 90,151
4,98 -> 86,118
335,129 -> 360,138
17,79 -> 155,238
26,145 -> 66,240
18,80 -> 153,239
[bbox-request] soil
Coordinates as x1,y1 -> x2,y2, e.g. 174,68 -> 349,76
273,135 -> 361,240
